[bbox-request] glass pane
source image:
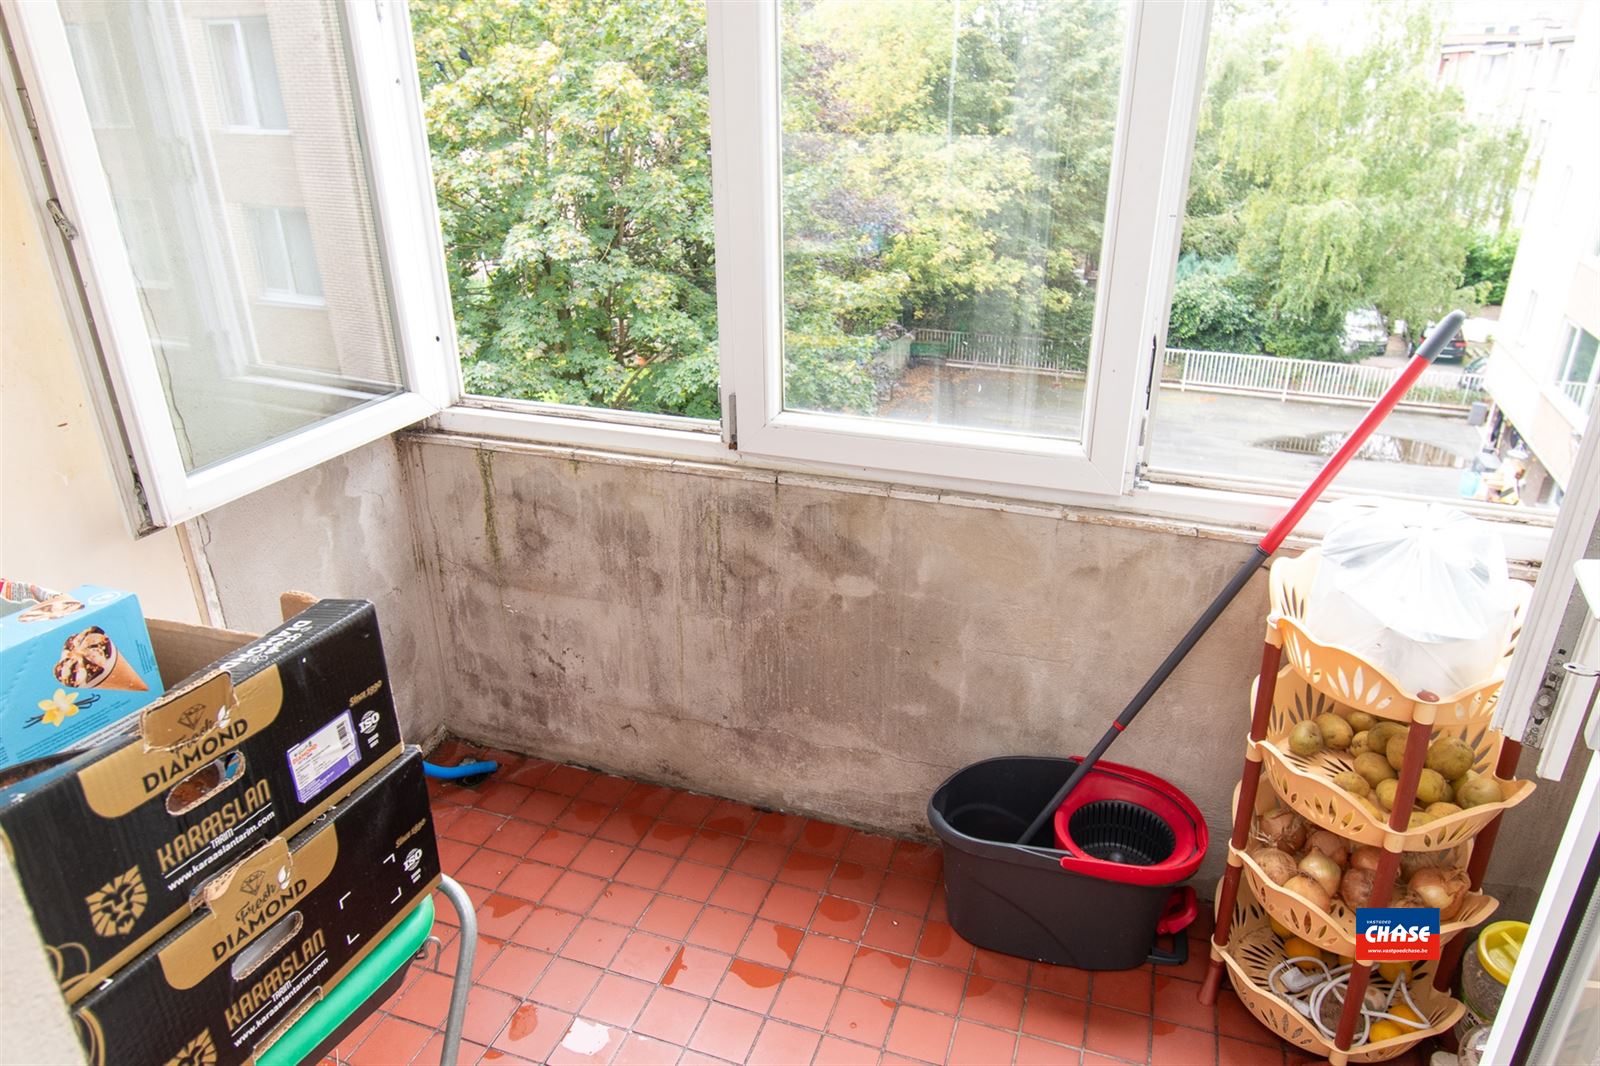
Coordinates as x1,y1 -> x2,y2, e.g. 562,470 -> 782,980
240,18 -> 288,130
281,209 -> 325,300
206,22 -> 252,127
1149,1 -> 1559,510
778,0 -> 1129,442
65,21 -> 130,128
61,0 -> 405,473
248,207 -> 294,294
1565,329 -> 1600,387
411,0 -> 720,419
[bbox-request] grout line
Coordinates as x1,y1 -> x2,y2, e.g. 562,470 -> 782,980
404,740 -> 1258,1066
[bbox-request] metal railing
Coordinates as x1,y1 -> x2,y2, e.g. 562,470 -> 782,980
1561,380 -> 1597,415
1163,347 -> 1484,409
909,331 -> 1485,409
912,328 -> 1087,374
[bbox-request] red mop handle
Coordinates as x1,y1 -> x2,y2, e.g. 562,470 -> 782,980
1259,310 -> 1466,554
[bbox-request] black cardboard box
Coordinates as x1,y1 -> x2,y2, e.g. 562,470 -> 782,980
73,748 -> 439,1066
0,600 -> 403,1002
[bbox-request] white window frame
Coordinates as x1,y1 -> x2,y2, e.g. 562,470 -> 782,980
431,0 -> 1553,562
2,0 -> 457,529
705,0 -> 1208,497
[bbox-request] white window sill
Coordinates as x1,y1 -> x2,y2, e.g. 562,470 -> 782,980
427,400 -> 1554,566
256,293 -> 326,310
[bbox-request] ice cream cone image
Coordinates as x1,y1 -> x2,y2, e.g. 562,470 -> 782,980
53,626 -> 148,692
18,595 -> 83,623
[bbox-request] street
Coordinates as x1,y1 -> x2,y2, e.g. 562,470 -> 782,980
870,364 -> 1505,504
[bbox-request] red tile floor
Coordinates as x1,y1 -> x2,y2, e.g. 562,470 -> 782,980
320,742 -> 1429,1065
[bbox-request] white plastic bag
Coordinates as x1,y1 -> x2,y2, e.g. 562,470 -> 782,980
1304,503 -> 1516,697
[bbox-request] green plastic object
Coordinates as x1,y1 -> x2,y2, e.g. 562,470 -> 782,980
257,896 -> 436,1066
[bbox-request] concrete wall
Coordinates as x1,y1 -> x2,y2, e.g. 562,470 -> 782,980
189,437 -> 452,746
405,435 -> 1582,914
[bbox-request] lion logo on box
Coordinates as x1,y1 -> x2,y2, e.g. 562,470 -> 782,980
164,1029 -> 218,1066
85,865 -> 149,937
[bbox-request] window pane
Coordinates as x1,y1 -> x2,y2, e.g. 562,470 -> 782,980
281,208 -> 325,300
410,0 -> 720,419
1149,1 -> 1555,510
207,22 -> 254,127
61,0 -> 405,472
65,21 -> 130,128
777,0 -> 1129,442
1564,328 -> 1600,388
240,18 -> 289,130
248,206 -> 294,294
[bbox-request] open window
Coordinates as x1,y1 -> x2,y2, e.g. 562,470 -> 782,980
2,0 -> 456,529
710,0 -> 1208,495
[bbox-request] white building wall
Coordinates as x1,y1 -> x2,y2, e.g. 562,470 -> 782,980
1482,1 -> 1600,491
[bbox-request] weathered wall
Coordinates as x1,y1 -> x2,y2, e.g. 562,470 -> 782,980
406,435 -> 1584,910
189,437 -> 450,745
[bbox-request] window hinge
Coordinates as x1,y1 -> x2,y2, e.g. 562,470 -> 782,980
46,198 -> 77,241
724,392 -> 737,450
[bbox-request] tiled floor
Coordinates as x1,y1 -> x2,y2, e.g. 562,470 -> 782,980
320,741 -> 1429,1065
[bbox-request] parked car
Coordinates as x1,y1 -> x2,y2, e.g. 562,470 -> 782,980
1340,308 -> 1388,358
1409,319 -> 1470,361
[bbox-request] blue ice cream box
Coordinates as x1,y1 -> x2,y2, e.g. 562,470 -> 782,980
0,584 -> 164,772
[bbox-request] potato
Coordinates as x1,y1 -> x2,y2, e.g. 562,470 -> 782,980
1289,720 -> 1324,757
1316,714 -> 1354,751
1354,752 -> 1397,788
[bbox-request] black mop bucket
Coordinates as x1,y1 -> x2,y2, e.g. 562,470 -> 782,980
928,755 -> 1206,970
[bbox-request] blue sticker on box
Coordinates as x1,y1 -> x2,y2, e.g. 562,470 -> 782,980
286,709 -> 362,804
1356,907 -> 1441,961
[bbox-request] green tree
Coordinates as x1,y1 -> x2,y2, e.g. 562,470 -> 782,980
1462,230 -> 1519,306
1168,256 -> 1264,353
412,0 -> 720,416
779,0 -> 1125,400
1216,6 -> 1525,359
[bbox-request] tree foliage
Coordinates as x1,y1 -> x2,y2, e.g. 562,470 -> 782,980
413,0 -> 1529,419
412,0 -> 720,415
1462,230 -> 1519,306
1173,2 -> 1524,359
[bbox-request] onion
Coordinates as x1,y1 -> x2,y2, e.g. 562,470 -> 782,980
1391,888 -> 1425,908
1298,851 -> 1342,897
1400,846 -> 1461,880
1305,830 -> 1350,868
1340,867 -> 1377,909
1410,867 -> 1470,920
1350,846 -> 1383,873
1258,808 -> 1308,853
1282,874 -> 1332,911
1251,847 -> 1298,885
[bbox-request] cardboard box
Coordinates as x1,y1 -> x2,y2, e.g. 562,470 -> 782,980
0,600 -> 403,1003
73,749 -> 439,1066
0,584 -> 165,770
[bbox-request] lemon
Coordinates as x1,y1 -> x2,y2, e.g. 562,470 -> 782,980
1367,1020 -> 1407,1044
1282,937 -> 1324,972
1377,961 -> 1409,982
1388,1003 -> 1425,1026
1270,916 -> 1295,940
